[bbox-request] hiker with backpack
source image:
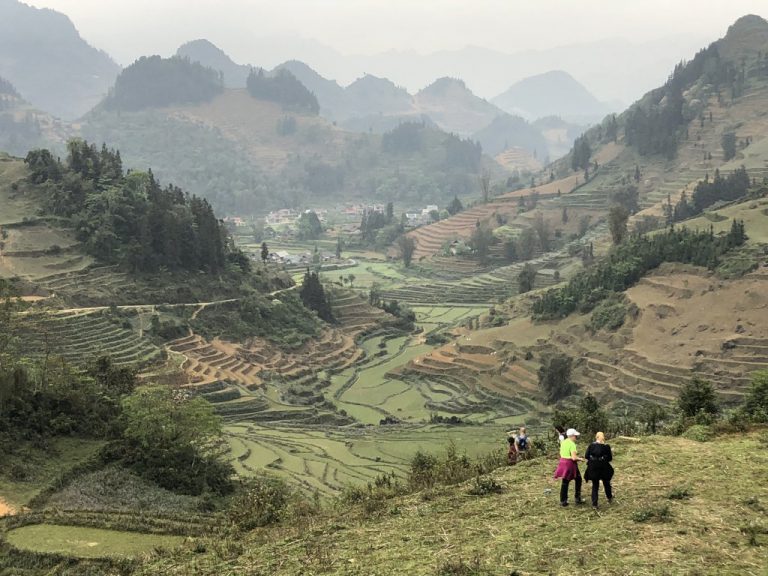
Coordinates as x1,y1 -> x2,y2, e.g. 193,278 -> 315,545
515,426 -> 529,460
584,431 -> 614,509
553,428 -> 584,507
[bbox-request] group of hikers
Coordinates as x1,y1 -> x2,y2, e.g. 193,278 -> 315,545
507,425 -> 614,509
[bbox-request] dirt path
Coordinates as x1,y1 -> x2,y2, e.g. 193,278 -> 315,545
0,497 -> 16,517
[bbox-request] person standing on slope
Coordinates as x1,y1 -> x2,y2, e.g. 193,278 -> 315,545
553,428 -> 584,507
584,431 -> 614,509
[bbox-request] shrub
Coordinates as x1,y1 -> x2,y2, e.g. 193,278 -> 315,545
467,475 -> 503,496
228,475 -> 292,530
740,370 -> 768,423
678,377 -> 719,418
589,297 -> 627,332
632,503 -> 671,523
639,403 -> 667,434
682,424 -> 712,442
340,471 -> 405,515
667,485 -> 693,500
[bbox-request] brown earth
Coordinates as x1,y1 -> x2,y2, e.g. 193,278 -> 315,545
0,498 -> 16,517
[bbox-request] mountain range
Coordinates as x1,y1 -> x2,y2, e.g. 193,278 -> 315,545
0,0 -> 120,119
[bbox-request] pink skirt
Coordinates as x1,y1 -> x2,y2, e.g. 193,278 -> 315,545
553,458 -> 579,481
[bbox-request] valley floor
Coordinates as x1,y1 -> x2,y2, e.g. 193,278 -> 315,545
134,431 -> 768,576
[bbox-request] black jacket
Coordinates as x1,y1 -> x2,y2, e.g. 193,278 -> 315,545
584,442 -> 614,482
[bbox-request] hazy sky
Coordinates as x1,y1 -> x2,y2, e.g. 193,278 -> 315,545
24,0 -> 768,65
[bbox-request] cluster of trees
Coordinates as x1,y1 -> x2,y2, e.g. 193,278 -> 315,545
297,210 -> 324,240
0,357 -> 135,454
380,122 -> 482,173
532,220 -> 747,319
668,167 -> 750,222
570,135 -> 592,171
117,385 -> 232,495
624,43 -> 750,159
447,196 -> 464,216
103,56 -> 223,111
624,65 -> 686,158
192,292 -> 321,350
300,270 -> 335,322
721,132 -> 737,161
25,140 -> 242,273
382,122 -> 425,154
470,224 -> 497,265
360,204 -> 403,248
246,68 -> 319,114
502,211 -> 562,265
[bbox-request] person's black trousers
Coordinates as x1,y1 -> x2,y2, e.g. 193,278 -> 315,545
560,470 -> 582,503
591,477 -> 613,506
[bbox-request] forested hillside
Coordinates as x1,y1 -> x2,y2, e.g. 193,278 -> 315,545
24,139 -> 237,273
81,93 -> 493,214
103,56 -> 223,111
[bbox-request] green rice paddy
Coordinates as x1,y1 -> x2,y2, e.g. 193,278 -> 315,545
225,423 -> 506,496
6,524 -> 185,558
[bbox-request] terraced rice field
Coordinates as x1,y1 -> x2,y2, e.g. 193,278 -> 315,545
324,306 -> 493,424
379,257 -> 562,305
17,310 -> 162,368
6,524 -> 186,558
225,423 -> 506,496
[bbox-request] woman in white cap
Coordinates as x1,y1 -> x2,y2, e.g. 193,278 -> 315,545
552,428 -> 584,506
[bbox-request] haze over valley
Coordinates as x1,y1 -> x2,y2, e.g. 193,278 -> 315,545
2,2 -> 768,574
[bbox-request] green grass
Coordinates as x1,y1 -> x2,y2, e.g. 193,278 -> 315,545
6,524 -> 186,558
135,431 -> 768,575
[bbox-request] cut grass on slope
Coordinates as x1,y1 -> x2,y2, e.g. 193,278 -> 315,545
135,431 -> 768,576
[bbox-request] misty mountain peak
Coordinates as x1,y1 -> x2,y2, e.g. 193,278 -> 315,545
419,77 -> 469,96
719,14 -> 768,60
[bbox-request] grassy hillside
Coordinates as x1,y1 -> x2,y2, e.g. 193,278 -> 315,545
50,430 -> 761,575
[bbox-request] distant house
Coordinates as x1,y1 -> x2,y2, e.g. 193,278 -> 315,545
223,216 -> 247,227
266,209 -> 298,226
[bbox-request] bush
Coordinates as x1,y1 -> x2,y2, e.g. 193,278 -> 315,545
682,424 -> 712,442
589,297 -> 627,332
667,485 -> 693,500
740,370 -> 768,423
228,475 -> 292,530
467,475 -> 503,496
632,503 -> 671,523
678,377 -> 719,418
